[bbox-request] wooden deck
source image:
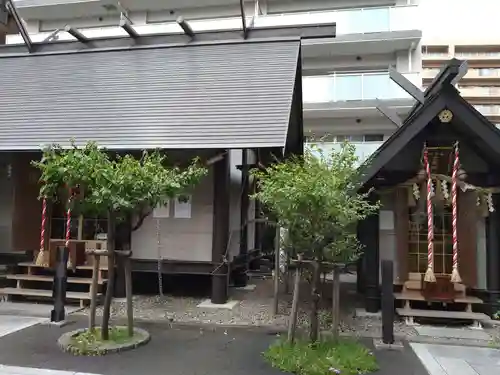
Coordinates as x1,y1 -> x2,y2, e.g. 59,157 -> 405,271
0,261 -> 109,307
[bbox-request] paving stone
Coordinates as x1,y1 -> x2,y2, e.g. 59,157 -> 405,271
0,316 -> 47,338
469,363 -> 500,375
0,303 -> 80,318
415,326 -> 491,341
197,299 -> 240,310
435,357 -> 479,375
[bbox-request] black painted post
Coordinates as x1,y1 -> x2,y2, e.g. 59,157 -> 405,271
359,201 -> 380,313
51,246 -> 69,322
211,151 -> 230,304
486,193 -> 500,316
381,259 -> 395,344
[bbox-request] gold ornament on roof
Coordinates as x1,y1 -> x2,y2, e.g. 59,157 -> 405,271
438,109 -> 453,123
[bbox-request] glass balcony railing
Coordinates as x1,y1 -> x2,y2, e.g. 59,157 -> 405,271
307,142 -> 383,164
303,72 -> 421,103
257,5 -> 419,34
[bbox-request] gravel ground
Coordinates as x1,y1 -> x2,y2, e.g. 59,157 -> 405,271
77,276 -> 418,339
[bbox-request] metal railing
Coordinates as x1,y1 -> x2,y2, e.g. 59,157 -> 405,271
303,72 -> 421,103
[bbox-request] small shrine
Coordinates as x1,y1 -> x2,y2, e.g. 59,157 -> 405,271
357,59 -> 500,326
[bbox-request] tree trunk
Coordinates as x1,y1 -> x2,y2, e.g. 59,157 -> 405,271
309,259 -> 321,342
101,210 -> 116,341
88,254 -> 100,332
287,254 -> 302,343
273,226 -> 280,316
125,256 -> 134,337
331,266 -> 341,343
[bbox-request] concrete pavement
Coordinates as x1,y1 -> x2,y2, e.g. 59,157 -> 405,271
411,343 -> 500,375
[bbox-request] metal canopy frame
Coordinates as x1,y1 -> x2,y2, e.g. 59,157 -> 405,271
0,22 -> 335,56
4,0 -> 32,52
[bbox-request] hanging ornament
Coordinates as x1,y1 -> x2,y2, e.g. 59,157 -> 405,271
413,183 -> 420,200
477,195 -> 481,206
430,178 -> 435,197
441,179 -> 449,200
487,193 -> 495,212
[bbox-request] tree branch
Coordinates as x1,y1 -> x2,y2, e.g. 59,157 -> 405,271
131,208 -> 152,232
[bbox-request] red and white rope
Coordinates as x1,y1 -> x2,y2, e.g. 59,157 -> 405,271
423,147 -> 436,282
65,194 -> 72,248
40,198 -> 47,252
450,143 -> 462,283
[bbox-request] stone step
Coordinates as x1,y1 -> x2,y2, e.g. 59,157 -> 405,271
18,262 -> 109,271
6,274 -> 106,285
0,287 -> 98,300
396,308 -> 491,322
394,291 -> 483,304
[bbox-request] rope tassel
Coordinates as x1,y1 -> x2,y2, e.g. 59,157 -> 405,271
450,142 -> 462,283
35,197 -> 50,267
423,145 -> 436,283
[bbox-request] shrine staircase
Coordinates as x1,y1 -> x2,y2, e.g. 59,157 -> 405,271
0,261 -> 108,308
394,273 -> 492,328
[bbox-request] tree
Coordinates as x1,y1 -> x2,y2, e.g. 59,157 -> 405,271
251,142 -> 379,342
33,141 -> 207,339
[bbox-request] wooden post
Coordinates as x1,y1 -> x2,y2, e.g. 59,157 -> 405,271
125,256 -> 134,337
287,254 -> 302,343
89,254 -> 100,332
381,259 -> 395,345
101,211 -> 116,341
331,265 -> 340,342
50,246 -> 69,323
77,214 -> 84,240
273,225 -> 280,316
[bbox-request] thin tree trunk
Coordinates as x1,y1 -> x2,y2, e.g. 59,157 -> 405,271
101,210 -> 116,341
273,226 -> 280,316
88,254 -> 100,332
309,259 -> 321,342
331,266 -> 341,343
125,256 -> 134,337
287,254 -> 302,343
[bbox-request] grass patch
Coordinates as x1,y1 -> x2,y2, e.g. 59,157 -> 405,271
68,327 -> 144,355
264,338 -> 379,375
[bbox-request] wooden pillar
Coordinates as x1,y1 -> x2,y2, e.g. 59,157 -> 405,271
211,151 -> 230,304
457,191 -> 478,287
486,193 -> 500,315
394,187 -> 409,283
358,196 -> 380,313
234,149 -> 249,287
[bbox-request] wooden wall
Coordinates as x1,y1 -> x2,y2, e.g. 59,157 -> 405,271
11,153 -> 42,252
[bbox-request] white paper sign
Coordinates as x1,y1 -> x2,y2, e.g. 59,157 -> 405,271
174,195 -> 192,219
379,210 -> 395,231
153,201 -> 170,218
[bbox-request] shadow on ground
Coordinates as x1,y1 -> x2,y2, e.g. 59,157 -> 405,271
0,318 -> 427,375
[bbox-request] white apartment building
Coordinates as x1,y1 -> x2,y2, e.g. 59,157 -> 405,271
8,0 -> 423,161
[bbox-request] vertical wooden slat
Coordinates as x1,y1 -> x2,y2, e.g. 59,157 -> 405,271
394,187 -> 410,283
457,191 -> 478,288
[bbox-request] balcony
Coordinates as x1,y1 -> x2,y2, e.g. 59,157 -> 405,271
459,86 -> 500,97
307,142 -> 383,164
474,105 -> 500,116
423,68 -> 500,81
303,72 -> 421,103
257,5 -> 420,35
